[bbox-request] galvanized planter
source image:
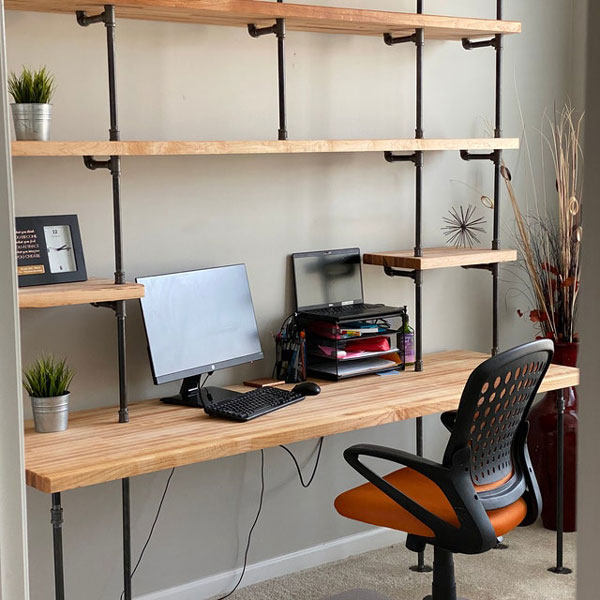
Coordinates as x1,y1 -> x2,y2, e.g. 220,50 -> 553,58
11,103 -> 52,141
30,393 -> 69,433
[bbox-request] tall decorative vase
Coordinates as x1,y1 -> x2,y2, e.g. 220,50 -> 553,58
528,342 -> 578,531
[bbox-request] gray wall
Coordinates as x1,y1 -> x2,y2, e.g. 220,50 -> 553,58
4,1 -> 575,598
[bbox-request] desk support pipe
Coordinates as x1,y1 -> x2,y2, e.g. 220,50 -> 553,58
549,388 -> 572,574
51,493 -> 65,600
77,6 -> 132,600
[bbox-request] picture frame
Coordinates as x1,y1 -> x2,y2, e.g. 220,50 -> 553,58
15,215 -> 87,287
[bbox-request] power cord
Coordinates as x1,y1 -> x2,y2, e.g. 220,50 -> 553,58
201,371 -> 214,388
119,467 -> 176,600
215,449 -> 266,600
279,437 -> 324,488
118,437 -> 323,600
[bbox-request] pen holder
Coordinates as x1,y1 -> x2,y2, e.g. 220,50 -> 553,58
275,332 -> 307,383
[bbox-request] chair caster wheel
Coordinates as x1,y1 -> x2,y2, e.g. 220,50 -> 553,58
410,564 -> 433,573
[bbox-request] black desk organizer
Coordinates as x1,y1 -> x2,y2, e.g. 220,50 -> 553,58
298,308 -> 408,381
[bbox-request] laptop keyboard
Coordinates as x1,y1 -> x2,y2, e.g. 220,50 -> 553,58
311,303 -> 380,315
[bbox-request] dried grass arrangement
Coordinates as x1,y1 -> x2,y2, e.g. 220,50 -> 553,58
502,104 -> 583,343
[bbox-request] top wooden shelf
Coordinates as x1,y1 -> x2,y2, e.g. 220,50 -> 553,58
23,350 -> 577,493
11,138 -> 519,157
5,0 -> 521,40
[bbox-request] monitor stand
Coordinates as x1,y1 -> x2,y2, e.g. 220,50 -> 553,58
161,375 -> 241,408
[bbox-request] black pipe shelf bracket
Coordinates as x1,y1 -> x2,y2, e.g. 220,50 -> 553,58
384,151 -> 421,165
460,149 -> 500,163
461,37 -> 499,51
383,32 -> 417,46
383,266 -> 418,281
462,264 -> 495,273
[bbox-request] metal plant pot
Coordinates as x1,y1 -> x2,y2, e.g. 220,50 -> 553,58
11,103 -> 52,141
30,393 -> 69,433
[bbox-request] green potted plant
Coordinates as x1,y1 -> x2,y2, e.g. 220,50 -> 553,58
23,355 -> 74,433
8,66 -> 56,141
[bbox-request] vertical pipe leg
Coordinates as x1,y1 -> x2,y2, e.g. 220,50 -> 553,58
122,478 -> 132,599
491,263 -> 499,356
549,389 -> 572,574
276,18 -> 287,140
51,493 -> 65,600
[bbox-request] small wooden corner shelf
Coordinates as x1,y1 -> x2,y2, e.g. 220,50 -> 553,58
18,278 -> 145,308
363,247 -> 517,271
11,138 -> 520,157
5,0 -> 521,40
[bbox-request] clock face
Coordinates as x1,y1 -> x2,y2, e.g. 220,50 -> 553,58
44,225 -> 77,273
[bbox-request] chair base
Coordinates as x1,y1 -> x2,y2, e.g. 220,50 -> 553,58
423,596 -> 470,600
327,590 -> 391,600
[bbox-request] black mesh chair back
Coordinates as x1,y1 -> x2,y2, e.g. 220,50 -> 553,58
442,339 -> 553,510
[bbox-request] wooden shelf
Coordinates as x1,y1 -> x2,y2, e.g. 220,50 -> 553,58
23,350 -> 577,493
363,247 -> 517,270
5,0 -> 521,40
19,278 -> 145,308
11,138 -> 519,157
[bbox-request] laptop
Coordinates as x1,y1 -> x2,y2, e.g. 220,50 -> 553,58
291,248 -> 403,322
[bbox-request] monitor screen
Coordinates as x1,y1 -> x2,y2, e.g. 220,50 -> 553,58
292,248 -> 363,310
137,264 -> 263,384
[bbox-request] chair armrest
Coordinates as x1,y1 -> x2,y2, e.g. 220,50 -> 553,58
343,444 -> 458,539
440,410 -> 457,432
343,443 -> 499,554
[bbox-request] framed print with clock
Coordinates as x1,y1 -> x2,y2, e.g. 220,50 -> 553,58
15,215 -> 87,287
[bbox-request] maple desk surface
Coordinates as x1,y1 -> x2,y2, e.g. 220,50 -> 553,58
24,350 -> 579,494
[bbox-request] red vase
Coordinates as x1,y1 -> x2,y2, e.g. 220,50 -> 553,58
528,342 -> 578,531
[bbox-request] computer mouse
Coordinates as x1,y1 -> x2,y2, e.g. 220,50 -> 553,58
292,381 -> 321,396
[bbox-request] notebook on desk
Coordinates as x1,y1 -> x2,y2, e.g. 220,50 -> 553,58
292,247 -> 402,322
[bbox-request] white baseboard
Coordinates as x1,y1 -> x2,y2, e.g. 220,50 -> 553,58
136,528 -> 406,600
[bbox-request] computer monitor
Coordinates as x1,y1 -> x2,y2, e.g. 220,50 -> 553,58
137,264 -> 263,407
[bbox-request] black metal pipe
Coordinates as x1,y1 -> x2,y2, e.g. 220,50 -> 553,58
414,24 -> 423,257
276,18 -> 287,140
492,264 -> 499,355
556,389 -> 564,570
122,478 -> 132,599
414,270 -> 423,372
51,493 -> 65,600
492,1 -> 503,356
116,299 -> 128,423
104,5 -> 120,142
549,389 -> 572,574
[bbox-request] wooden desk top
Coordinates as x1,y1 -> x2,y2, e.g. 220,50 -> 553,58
24,351 -> 579,494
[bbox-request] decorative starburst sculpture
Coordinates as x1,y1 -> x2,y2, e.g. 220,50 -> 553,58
442,205 -> 487,248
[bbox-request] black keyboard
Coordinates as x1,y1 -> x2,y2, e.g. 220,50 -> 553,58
311,303 -> 380,315
204,387 -> 305,422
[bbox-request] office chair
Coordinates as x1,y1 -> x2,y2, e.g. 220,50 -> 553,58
334,340 -> 552,600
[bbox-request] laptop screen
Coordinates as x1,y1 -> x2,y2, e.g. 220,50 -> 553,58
292,248 -> 364,310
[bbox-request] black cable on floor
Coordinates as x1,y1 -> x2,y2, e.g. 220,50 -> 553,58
119,467 -> 176,600
215,449 -> 266,600
279,437 -> 324,488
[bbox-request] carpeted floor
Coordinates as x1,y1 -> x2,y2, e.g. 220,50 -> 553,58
224,523 -> 575,600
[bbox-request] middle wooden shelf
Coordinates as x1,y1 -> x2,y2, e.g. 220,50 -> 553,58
363,247 -> 517,270
12,138 -> 519,157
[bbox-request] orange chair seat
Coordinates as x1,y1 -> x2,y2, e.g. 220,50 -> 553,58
335,467 -> 527,539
